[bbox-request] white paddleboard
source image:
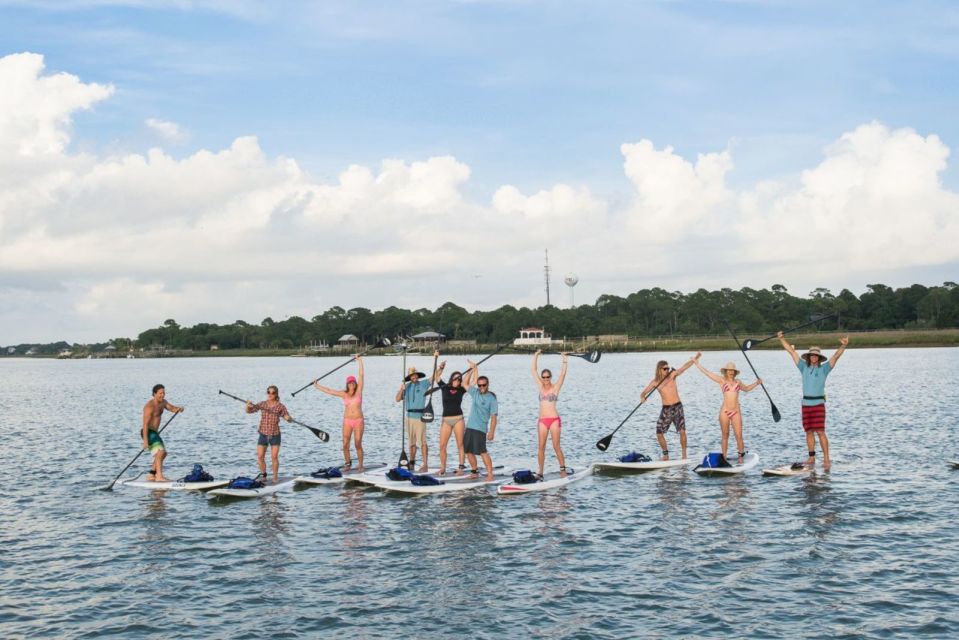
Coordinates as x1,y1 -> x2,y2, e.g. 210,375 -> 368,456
350,465 -> 509,487
496,467 -> 592,495
207,476 -> 296,498
364,466 -> 511,490
295,462 -> 387,486
694,452 -> 759,476
120,473 -> 228,491
949,459 -> 959,468
379,477 -> 502,495
762,462 -> 814,477
593,458 -> 690,472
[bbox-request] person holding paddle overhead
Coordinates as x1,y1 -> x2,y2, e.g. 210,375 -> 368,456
464,359 -> 498,480
694,360 -> 762,465
142,384 -> 184,482
246,385 -> 293,483
532,350 -> 570,477
777,333 -> 849,470
640,353 -> 701,461
395,354 -> 440,472
434,359 -> 473,475
313,355 -> 366,472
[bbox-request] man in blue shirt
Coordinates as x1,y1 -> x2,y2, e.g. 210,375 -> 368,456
464,359 -> 498,481
778,333 -> 849,470
395,360 -> 436,472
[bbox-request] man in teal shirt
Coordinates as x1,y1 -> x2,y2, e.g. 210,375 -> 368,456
464,359 -> 498,481
395,360 -> 436,472
778,333 -> 849,470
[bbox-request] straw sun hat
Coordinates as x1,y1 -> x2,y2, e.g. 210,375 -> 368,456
720,362 -> 740,375
802,347 -> 826,363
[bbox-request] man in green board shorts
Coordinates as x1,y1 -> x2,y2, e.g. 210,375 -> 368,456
142,384 -> 183,482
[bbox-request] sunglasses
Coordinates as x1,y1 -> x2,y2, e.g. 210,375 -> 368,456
451,377 -> 462,382
478,383 -> 488,388
661,366 -> 670,370
267,390 -> 277,395
541,375 -> 551,379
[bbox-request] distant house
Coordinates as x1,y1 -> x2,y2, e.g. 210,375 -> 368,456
25,348 -> 37,355
209,344 -> 219,351
513,327 -> 557,346
6,347 -> 15,355
411,330 -> 445,345
104,345 -> 117,352
338,334 -> 360,346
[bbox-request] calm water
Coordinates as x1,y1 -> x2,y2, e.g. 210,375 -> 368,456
1,349 -> 957,638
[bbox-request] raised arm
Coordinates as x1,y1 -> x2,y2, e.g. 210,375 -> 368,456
530,350 -> 541,384
694,360 -> 724,385
356,355 -> 365,394
553,354 -> 569,392
433,356 -> 446,385
673,352 -> 701,378
464,359 -> 477,390
829,336 -> 849,369
313,382 -> 344,398
778,331 -> 801,365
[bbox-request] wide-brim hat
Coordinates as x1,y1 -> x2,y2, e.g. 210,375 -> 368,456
802,347 -> 825,363
720,361 -> 740,375
404,369 -> 427,382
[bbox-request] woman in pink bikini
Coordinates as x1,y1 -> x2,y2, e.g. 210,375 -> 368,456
694,359 -> 761,465
532,350 -> 569,477
313,355 -> 366,471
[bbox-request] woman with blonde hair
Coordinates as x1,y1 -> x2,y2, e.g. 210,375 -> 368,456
694,359 -> 762,465
314,355 -> 366,471
532,350 -> 569,477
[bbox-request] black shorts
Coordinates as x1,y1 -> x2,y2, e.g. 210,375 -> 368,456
463,428 -> 487,455
257,433 -> 281,447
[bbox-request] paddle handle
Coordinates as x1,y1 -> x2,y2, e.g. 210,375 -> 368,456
724,322 -> 780,420
604,372 -> 670,438
748,314 -> 837,348
218,390 -> 249,404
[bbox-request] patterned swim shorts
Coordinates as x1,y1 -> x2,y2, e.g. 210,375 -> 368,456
802,404 -> 826,432
656,402 -> 686,434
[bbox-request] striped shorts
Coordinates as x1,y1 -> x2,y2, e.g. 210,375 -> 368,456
801,404 -> 826,432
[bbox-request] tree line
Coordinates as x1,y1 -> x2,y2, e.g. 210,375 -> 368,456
4,282 -> 957,354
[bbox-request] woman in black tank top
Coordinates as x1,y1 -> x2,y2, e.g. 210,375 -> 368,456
435,360 -> 472,475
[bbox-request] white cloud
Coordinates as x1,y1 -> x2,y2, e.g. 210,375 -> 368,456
145,117 -> 188,144
0,52 -> 957,342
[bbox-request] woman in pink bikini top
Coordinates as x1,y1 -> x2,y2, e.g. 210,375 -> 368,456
532,350 -> 570,477
694,358 -> 761,465
313,355 -> 366,471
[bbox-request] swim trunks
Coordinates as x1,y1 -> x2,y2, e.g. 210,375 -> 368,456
147,429 -> 164,455
801,404 -> 826,432
656,402 -> 686,434
463,427 -> 487,455
407,418 -> 426,447
257,432 -> 282,447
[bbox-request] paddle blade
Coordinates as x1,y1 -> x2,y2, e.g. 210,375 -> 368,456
596,434 -> 613,451
315,429 -> 330,442
771,403 -> 782,422
375,338 -> 392,348
742,339 -> 755,351
586,350 -> 602,364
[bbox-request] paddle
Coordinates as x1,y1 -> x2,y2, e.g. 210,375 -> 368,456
742,314 -> 836,350
508,346 -> 602,363
290,338 -> 392,397
218,390 -> 330,441
723,320 -> 781,422
421,347 -> 440,422
398,344 -> 410,468
425,342 -> 511,396
595,372 -> 672,452
98,410 -> 180,491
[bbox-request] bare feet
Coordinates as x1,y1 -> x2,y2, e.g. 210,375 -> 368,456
342,461 -> 352,471
660,454 -> 670,461
559,467 -> 568,477
681,449 -> 687,460
485,474 -> 494,482
356,466 -> 364,473
454,465 -> 465,476
438,468 -> 447,476
823,458 -> 831,471
154,475 -> 170,482
417,464 -> 428,473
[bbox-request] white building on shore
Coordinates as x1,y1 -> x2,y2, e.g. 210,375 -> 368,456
513,327 -> 560,347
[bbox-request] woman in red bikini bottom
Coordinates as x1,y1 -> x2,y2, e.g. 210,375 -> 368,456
532,350 -> 569,477
694,359 -> 761,465
313,355 -> 366,471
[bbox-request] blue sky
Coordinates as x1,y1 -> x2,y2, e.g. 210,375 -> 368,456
1,1 -> 957,342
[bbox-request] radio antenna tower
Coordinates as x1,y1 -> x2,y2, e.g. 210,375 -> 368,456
544,249 -> 551,306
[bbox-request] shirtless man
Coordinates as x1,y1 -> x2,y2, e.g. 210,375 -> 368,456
639,353 -> 700,460
142,384 -> 183,482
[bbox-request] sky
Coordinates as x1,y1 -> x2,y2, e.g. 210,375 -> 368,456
1,0 -> 957,343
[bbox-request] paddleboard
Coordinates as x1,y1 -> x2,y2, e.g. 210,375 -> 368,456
762,462 -> 814,477
350,465 -> 509,487
694,452 -> 759,476
207,476 -> 296,499
949,459 -> 959,468
120,473 -> 228,491
379,477 -> 502,495
295,462 -> 387,486
496,467 -> 592,495
592,458 -> 690,473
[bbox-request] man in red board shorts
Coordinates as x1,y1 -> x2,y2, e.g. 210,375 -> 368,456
777,333 -> 849,470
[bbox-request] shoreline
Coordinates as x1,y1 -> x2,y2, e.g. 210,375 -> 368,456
7,328 -> 958,359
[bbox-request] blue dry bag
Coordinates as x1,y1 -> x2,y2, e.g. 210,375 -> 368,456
700,453 -> 731,469
619,452 -> 652,463
310,466 -> 343,479
512,469 -> 539,484
181,464 -> 214,483
227,476 -> 264,490
387,467 -> 414,481
410,474 -> 443,486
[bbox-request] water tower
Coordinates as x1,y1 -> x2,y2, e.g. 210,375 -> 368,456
564,273 -> 579,308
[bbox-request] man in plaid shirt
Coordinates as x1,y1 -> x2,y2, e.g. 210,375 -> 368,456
246,385 -> 293,482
